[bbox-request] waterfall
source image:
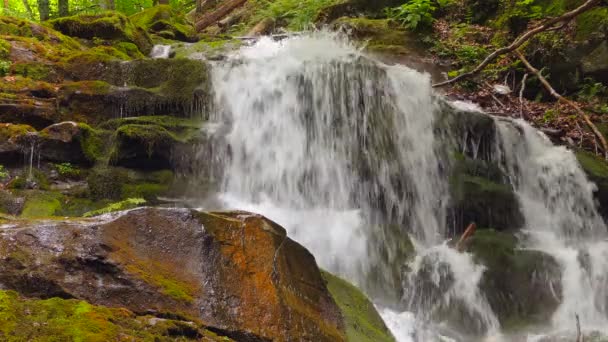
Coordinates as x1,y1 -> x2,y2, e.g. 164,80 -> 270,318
208,32 -> 500,341
495,119 -> 608,336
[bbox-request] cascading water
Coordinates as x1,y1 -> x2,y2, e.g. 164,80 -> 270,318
495,119 -> 608,338
208,32 -> 500,341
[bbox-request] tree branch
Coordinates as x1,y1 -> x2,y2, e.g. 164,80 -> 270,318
432,0 -> 601,88
515,50 -> 608,158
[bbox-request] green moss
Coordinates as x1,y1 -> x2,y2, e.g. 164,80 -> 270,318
0,39 -> 10,59
0,290 -> 222,341
322,271 -> 395,342
130,5 -> 196,42
87,167 -> 130,201
20,191 -> 63,218
10,62 -> 52,80
576,8 -> 608,41
83,198 -> 146,217
333,18 -> 417,54
576,151 -> 608,179
115,42 -> 145,59
249,0 -> 344,31
62,45 -> 131,65
172,39 -> 241,59
0,123 -> 35,141
114,124 -> 176,156
49,11 -> 153,54
77,123 -> 107,163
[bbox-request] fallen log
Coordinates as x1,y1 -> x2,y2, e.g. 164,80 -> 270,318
195,0 -> 248,31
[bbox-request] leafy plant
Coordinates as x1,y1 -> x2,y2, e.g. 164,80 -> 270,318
0,60 -> 11,77
578,77 -> 608,102
0,165 -> 9,181
54,162 -> 81,179
82,198 -> 146,217
386,0 -> 437,30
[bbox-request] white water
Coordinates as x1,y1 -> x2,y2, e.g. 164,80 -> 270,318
495,119 -> 608,337
150,44 -> 172,59
209,32 -> 500,341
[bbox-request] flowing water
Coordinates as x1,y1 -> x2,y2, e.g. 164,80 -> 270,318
203,32 -> 608,341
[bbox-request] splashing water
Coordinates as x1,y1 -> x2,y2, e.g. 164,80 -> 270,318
209,32 -> 500,341
495,119 -> 608,337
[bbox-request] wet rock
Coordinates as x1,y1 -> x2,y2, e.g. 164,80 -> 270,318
0,123 -> 35,163
466,230 -> 562,330
0,208 -> 347,341
322,271 -> 395,342
38,122 -> 93,164
575,151 -> 608,221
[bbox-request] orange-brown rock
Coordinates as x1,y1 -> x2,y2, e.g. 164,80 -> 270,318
0,208 -> 346,341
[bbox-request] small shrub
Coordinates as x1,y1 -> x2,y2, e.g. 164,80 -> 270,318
0,165 -> 8,181
386,0 -> 437,30
54,163 -> 81,179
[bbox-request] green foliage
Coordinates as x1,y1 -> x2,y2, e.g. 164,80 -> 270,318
54,162 -> 81,179
386,0 -> 454,31
578,77 -> 608,102
0,166 -> 8,181
21,191 -> 63,218
543,109 -> 558,123
250,0 -> 342,30
0,60 -> 10,77
82,197 -> 146,217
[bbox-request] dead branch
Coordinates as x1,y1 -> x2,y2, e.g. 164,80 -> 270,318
519,73 -> 529,117
432,0 -> 601,88
456,223 -> 476,252
515,50 -> 608,158
576,314 -> 583,342
195,0 -> 248,31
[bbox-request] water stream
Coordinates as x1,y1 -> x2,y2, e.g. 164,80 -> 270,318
203,32 -> 608,341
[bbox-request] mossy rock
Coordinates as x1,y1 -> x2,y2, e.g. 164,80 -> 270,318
171,39 -> 242,59
364,224 -> 415,305
0,16 -> 81,50
322,271 -> 395,342
20,190 -> 63,218
130,5 -> 196,42
466,229 -> 562,331
87,166 -> 174,202
449,153 -> 523,232
0,290 -> 229,341
49,11 -> 153,55
333,18 -> 419,55
575,151 -> 608,220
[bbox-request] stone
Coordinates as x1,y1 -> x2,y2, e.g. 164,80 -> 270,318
0,208 -> 347,341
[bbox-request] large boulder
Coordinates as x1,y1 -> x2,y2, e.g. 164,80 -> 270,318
0,208 -> 348,341
49,12 -> 153,55
130,5 -> 197,42
466,230 -> 562,331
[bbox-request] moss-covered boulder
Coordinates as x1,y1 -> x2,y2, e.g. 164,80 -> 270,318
107,116 -> 204,170
575,151 -> 608,220
466,230 -> 562,331
130,5 -> 197,42
450,156 -> 523,232
0,123 -> 35,162
322,271 -> 395,342
0,208 -> 346,341
49,12 -> 153,55
0,290 -> 233,341
38,121 -> 104,164
333,18 -> 420,55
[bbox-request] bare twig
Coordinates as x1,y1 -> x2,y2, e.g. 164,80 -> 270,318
576,314 -> 583,342
432,0 -> 601,88
519,73 -> 529,117
515,50 -> 608,158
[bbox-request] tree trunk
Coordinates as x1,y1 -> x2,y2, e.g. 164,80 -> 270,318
196,0 -> 247,31
159,0 -> 169,4
3,0 -> 9,11
58,0 -> 69,17
197,0 -> 217,14
22,0 -> 34,19
37,0 -> 50,21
